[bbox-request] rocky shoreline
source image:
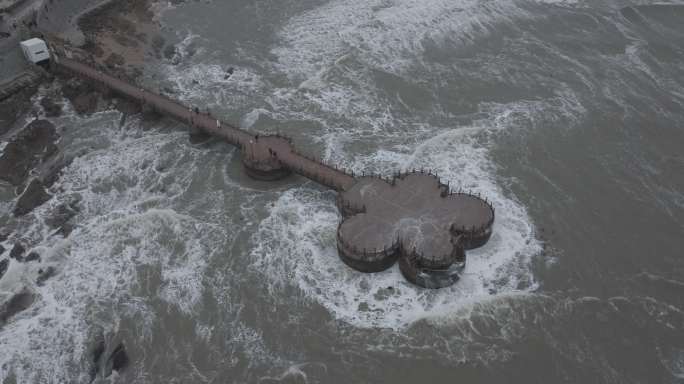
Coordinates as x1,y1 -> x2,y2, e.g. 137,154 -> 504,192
0,0 -> 172,379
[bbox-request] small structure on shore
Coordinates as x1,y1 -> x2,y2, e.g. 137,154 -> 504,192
46,40 -> 496,289
20,38 -> 49,65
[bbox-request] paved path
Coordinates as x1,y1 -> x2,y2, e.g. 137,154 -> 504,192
56,55 -> 356,191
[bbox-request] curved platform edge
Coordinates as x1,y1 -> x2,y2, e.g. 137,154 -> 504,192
398,255 -> 464,289
242,157 -> 292,181
452,225 -> 493,250
336,236 -> 399,273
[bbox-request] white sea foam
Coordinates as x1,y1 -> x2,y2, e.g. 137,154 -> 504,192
159,31 -> 271,117
249,100 -> 545,329
272,0 -> 529,78
240,0 -> 599,329
0,209 -> 217,382
0,105 -> 226,381
272,0 -> 583,80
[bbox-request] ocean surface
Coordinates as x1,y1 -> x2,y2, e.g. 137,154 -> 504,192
1,0 -> 684,382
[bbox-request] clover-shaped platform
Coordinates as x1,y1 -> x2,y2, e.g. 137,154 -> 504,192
336,171 -> 495,288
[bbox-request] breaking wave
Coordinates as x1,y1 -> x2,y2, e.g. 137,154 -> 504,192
0,103 -> 226,381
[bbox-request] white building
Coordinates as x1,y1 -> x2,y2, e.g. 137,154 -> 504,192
20,38 -> 50,64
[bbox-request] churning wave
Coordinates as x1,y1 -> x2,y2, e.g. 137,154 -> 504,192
245,0 -> 572,329
0,99 -> 227,381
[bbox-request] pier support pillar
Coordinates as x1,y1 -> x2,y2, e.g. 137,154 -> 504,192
242,156 -> 291,181
188,123 -> 211,144
241,136 -> 293,181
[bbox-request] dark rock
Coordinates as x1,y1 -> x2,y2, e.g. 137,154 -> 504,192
61,78 -> 90,101
62,79 -> 100,115
185,43 -> 197,58
89,334 -> 106,381
39,155 -> 73,189
90,331 -> 107,383
72,92 -> 100,115
161,86 -> 175,95
46,200 -> 79,230
91,336 -> 131,381
0,290 -> 34,326
0,259 -> 8,280
113,97 -> 141,116
104,53 -> 125,69
24,252 -> 40,263
107,342 -> 129,375
93,339 -> 106,364
162,44 -> 176,60
13,178 -> 51,217
36,266 -> 56,286
40,95 -> 62,117
189,131 -> 212,144
0,119 -> 58,186
80,38 -> 106,58
0,85 -> 39,135
0,245 -> 4,255
151,35 -> 165,58
141,107 -> 162,123
56,223 -> 75,237
9,243 -> 25,262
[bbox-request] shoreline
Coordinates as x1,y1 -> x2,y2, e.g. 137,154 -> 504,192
0,1 -> 166,362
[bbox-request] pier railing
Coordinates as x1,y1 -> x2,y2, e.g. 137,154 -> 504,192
51,46 -> 355,191
336,222 -> 400,261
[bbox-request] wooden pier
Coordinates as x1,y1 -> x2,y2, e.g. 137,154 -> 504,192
51,48 -> 495,289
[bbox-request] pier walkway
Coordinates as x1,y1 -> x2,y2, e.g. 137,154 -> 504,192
56,56 -> 356,191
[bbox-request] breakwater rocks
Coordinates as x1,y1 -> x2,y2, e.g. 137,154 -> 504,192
0,259 -> 8,281
0,118 -> 74,218
0,289 -> 34,328
88,331 -> 130,381
0,119 -> 58,186
0,84 -> 39,134
13,178 -> 51,217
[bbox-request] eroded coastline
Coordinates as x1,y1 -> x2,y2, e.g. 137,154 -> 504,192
0,0 -> 168,380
